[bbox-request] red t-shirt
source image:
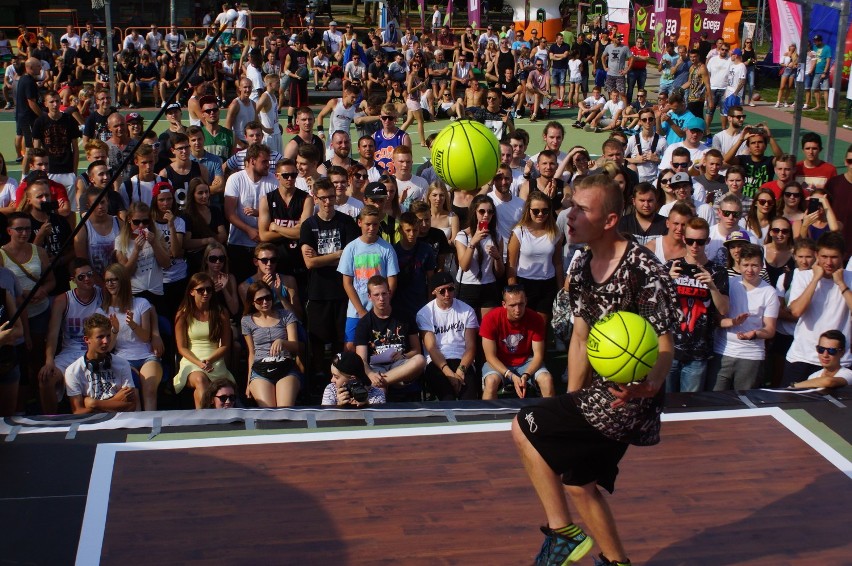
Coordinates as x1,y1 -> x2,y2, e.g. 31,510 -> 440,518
630,46 -> 649,70
795,161 -> 837,191
479,306 -> 545,367
760,180 -> 784,199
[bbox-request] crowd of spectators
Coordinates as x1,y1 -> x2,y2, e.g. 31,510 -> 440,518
0,9 -> 848,418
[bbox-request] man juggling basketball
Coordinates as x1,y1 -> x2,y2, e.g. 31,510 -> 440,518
512,174 -> 679,566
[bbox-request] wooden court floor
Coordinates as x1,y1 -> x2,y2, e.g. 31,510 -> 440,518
90,414 -> 851,565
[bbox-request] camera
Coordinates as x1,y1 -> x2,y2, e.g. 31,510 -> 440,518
41,200 -> 59,212
344,381 -> 369,403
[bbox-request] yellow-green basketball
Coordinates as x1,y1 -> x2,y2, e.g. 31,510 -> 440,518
431,119 -> 500,191
587,312 -> 659,384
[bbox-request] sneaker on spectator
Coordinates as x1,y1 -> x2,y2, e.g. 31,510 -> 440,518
3,102 -> 11,110
286,124 -> 298,133
535,526 -> 593,566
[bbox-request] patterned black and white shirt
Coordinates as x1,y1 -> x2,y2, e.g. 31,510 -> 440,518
568,241 -> 680,446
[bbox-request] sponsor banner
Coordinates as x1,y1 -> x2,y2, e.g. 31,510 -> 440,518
689,11 -> 726,44
444,0 -> 454,26
418,0 -> 426,29
721,10 -> 742,49
468,0 -> 481,28
769,0 -> 802,64
653,0 -> 668,57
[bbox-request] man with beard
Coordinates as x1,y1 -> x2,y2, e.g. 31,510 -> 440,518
617,182 -> 667,245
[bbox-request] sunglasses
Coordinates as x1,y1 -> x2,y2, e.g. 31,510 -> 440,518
380,115 -> 396,121
437,286 -> 455,295
660,178 -> 672,185
195,287 -> 213,294
783,192 -> 801,198
477,208 -> 494,215
215,394 -> 236,402
202,108 -> 219,114
75,270 -> 95,281
253,295 -> 273,304
531,208 -> 550,216
770,228 -> 791,235
639,117 -> 653,122
684,238 -> 707,246
353,173 -> 368,180
731,114 -> 746,119
816,346 -> 840,355
11,226 -> 31,233
721,210 -> 741,218
757,199 -> 774,206
845,158 -> 852,164
208,255 -> 226,263
131,219 -> 150,226
256,257 -> 277,264
278,172 -> 298,179
486,96 -> 499,101
671,162 -> 690,169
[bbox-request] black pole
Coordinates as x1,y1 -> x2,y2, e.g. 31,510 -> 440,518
9,19 -> 235,327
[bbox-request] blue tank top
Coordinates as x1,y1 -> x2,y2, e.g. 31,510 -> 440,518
372,128 -> 408,174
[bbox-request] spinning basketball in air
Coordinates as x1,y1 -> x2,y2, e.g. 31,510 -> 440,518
430,120 -> 500,191
587,311 -> 659,384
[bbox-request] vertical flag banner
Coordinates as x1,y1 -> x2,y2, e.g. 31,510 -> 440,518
635,3 -> 650,33
652,0 -> 669,57
444,0 -> 454,26
525,0 -> 531,28
418,0 -> 426,30
468,0 -> 481,28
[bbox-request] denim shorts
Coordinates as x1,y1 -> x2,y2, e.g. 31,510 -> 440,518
128,355 -> 161,372
482,357 -> 550,390
551,68 -> 567,86
811,75 -> 829,91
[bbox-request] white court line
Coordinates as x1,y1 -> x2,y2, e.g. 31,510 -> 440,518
75,408 -> 851,565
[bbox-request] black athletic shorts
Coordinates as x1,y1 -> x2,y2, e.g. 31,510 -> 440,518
516,395 -> 629,494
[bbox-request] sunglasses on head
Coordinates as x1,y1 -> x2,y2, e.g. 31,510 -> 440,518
816,345 -> 840,355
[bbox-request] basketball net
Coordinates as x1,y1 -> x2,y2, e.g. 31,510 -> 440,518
92,0 -> 106,9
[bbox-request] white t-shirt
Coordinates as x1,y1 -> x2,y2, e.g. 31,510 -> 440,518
601,99 -> 625,119
97,297 -> 155,361
397,176 -> 428,211
706,55 -> 732,90
786,269 -> 852,366
724,62 -> 747,98
626,132 -> 668,184
512,226 -> 559,280
334,196 -> 364,219
60,33 -> 81,51
712,129 -> 748,158
568,59 -> 582,81
123,35 -> 145,52
64,354 -> 135,401
416,298 -> 479,362
488,189 -> 524,243
714,276 -> 779,361
145,31 -> 163,52
115,235 -> 164,295
806,366 -> 852,385
224,171 -> 278,246
581,95 -> 605,109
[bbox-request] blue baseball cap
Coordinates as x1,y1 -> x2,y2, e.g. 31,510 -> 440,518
686,116 -> 706,132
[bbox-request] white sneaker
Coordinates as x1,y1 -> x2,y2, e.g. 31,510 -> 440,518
161,101 -> 166,108
801,104 -> 809,110
749,102 -> 756,107
774,102 -> 780,108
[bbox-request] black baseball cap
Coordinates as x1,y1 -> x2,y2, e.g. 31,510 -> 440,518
429,271 -> 455,292
332,352 -> 369,384
364,182 -> 388,199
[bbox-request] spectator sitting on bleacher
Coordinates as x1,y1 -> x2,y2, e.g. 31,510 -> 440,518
480,284 -> 555,399
417,271 -> 480,400
65,313 -> 140,414
355,275 -> 426,390
788,330 -> 852,389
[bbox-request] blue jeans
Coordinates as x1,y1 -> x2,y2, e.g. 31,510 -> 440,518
666,358 -> 709,393
744,66 -> 755,102
626,68 -> 646,103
